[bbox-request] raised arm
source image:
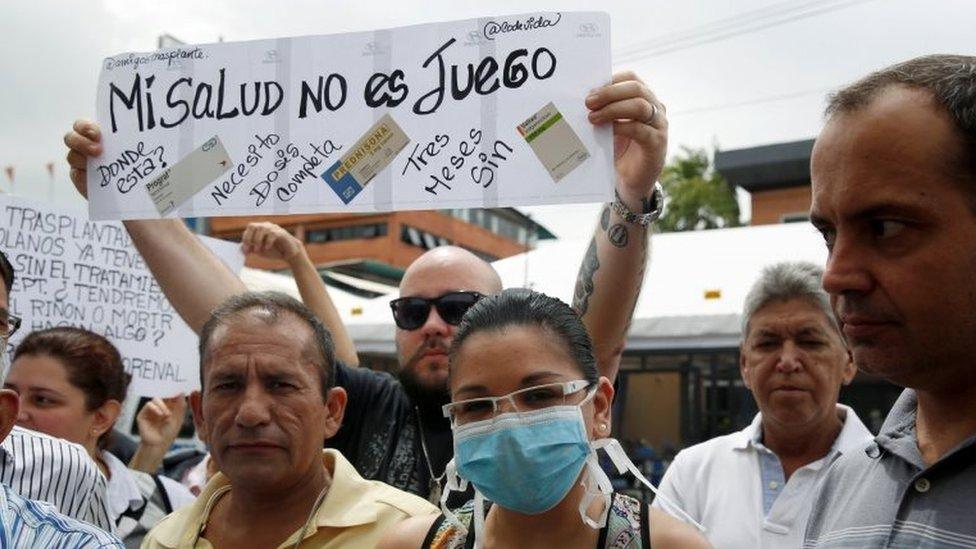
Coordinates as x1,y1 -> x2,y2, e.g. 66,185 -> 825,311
66,120 -> 360,364
575,72 -> 667,382
65,119 -> 250,334
125,219 -> 246,333
128,395 -> 186,473
240,221 -> 359,366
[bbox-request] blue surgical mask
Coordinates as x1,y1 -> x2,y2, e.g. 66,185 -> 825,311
442,390 -> 706,548
453,401 -> 591,514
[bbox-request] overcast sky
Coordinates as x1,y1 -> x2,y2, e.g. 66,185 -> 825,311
1,0 -> 973,239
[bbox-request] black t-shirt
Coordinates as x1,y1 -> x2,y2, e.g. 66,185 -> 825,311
326,362 -> 454,499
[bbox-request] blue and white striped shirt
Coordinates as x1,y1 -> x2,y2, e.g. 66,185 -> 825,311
0,480 -> 122,548
0,427 -> 113,532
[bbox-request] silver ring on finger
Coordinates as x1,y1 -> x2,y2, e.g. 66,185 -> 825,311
644,103 -> 658,126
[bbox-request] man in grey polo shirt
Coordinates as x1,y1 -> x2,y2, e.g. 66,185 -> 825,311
804,54 -> 976,548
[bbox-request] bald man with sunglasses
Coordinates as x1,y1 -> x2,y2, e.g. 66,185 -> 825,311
64,71 -> 667,503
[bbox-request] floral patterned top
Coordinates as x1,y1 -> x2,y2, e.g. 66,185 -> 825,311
424,492 -> 651,548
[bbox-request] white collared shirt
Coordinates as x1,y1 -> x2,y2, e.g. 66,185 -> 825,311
101,450 -> 143,520
652,405 -> 872,549
100,450 -> 195,522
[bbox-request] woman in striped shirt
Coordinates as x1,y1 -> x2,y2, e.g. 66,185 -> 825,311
6,326 -> 195,547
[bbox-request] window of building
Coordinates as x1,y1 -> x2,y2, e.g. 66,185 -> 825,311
780,212 -> 810,224
616,349 -> 749,447
440,208 -> 533,245
495,216 -> 523,241
400,224 -> 453,250
306,223 -> 387,243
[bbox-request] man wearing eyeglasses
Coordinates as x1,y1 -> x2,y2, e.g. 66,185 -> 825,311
0,250 -> 116,532
63,71 -> 667,502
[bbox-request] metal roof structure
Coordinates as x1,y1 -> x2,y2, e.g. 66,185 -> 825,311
715,138 -> 815,192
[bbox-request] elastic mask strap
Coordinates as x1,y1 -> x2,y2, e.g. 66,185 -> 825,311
439,460 -> 469,531
592,439 -> 706,533
579,386 -> 598,407
444,459 -> 468,493
575,386 -> 610,529
473,491 -> 486,549
578,453 -> 613,529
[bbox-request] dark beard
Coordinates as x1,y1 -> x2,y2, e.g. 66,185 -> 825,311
398,337 -> 452,415
397,366 -> 451,415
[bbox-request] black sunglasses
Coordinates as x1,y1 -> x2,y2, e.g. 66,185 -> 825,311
390,291 -> 483,330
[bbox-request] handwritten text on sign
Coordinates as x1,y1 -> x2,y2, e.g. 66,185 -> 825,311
1,195 -> 243,397
89,12 -> 613,220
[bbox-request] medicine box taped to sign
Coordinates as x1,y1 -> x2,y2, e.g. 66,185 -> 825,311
89,12 -> 613,220
0,194 -> 244,397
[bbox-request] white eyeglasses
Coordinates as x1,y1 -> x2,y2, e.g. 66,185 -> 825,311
442,379 -> 592,426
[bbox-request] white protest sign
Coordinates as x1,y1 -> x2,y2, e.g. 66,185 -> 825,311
89,12 -> 613,221
0,194 -> 244,397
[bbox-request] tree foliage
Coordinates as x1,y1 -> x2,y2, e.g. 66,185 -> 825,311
657,146 -> 740,232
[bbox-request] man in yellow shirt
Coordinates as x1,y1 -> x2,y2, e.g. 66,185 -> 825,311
142,292 -> 435,548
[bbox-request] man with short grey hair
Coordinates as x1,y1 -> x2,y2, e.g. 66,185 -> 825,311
804,54 -> 976,548
653,261 -> 872,548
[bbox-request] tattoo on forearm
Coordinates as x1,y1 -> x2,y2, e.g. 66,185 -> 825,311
623,229 -> 650,332
608,223 -> 629,248
573,237 -> 600,315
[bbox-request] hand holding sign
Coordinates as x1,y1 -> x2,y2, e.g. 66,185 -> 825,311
586,71 -> 668,209
64,119 -> 102,199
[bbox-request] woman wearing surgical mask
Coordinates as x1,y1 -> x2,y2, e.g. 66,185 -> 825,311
5,327 -> 195,548
378,289 -> 709,549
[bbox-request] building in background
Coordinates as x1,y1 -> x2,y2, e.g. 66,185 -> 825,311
119,212 -> 902,464
343,222 -> 902,453
716,139 -> 815,225
209,208 -> 554,289
197,137 -> 897,457
192,138 -> 898,457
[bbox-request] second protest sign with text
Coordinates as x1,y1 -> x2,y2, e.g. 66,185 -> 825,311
90,12 -> 613,220
1,195 -> 243,397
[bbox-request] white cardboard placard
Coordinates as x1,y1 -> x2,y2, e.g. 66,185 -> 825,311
1,195 -> 243,397
88,12 -> 613,220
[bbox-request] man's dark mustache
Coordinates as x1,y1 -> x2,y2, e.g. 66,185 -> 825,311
404,337 -> 451,369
